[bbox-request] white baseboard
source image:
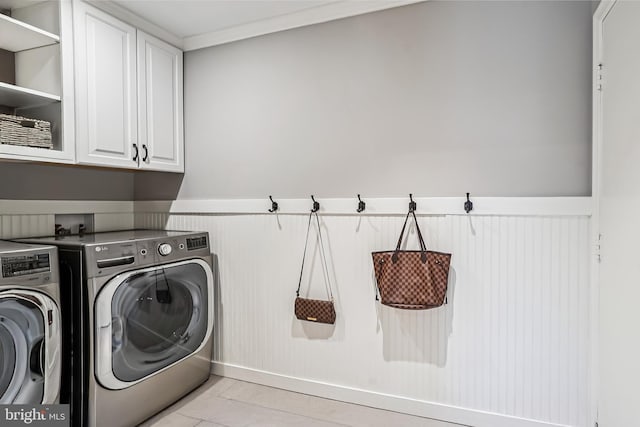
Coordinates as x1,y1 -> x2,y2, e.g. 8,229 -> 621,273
211,362 -> 569,427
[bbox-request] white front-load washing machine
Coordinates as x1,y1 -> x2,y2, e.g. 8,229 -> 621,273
19,230 -> 214,427
0,241 -> 61,404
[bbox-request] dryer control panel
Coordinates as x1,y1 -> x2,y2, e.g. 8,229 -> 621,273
85,232 -> 210,278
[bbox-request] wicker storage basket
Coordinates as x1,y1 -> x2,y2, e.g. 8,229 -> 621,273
0,114 -> 53,149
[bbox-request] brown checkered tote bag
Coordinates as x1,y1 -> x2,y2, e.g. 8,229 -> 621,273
294,211 -> 336,324
371,210 -> 451,309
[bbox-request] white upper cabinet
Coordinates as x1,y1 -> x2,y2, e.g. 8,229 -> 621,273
0,1 -> 75,163
74,1 -> 184,172
137,31 -> 184,172
74,1 -> 138,168
0,0 -> 184,171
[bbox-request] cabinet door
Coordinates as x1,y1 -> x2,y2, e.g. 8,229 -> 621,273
74,1 -> 138,168
137,31 -> 184,172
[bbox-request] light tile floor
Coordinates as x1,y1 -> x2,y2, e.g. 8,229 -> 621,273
139,376 -> 465,427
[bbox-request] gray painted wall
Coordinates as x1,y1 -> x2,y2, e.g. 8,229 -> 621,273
0,163 -> 134,200
136,0 -> 593,200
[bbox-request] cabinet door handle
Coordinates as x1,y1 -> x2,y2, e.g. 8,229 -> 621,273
142,144 -> 149,162
133,143 -> 139,162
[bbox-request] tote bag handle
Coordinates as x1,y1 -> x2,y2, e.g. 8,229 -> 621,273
392,210 -> 428,263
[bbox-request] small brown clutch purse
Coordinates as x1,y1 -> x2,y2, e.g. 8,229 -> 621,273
294,297 -> 336,324
294,211 -> 336,325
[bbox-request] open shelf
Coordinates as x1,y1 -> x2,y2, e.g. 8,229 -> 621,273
0,13 -> 59,52
0,1 -> 73,163
0,81 -> 60,108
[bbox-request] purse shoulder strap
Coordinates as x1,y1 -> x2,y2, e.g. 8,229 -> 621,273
296,212 -> 334,301
296,212 -> 314,297
314,212 -> 334,301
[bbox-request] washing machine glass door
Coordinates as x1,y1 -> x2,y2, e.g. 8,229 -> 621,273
95,259 -> 213,390
0,291 -> 60,404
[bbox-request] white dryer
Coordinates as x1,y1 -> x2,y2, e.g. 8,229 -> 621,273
0,241 -> 61,404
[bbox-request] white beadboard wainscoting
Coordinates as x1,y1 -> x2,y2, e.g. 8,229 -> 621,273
0,200 -> 135,239
0,214 -> 54,239
135,197 -> 595,427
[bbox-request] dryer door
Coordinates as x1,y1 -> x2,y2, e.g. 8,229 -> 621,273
95,259 -> 213,390
0,290 -> 61,404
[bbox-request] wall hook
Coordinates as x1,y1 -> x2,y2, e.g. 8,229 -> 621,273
409,193 -> 417,213
464,192 -> 473,213
310,195 -> 320,213
357,194 -> 366,213
268,195 -> 279,213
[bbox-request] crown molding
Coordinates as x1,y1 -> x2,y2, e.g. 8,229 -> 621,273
86,0 -> 184,49
82,0 -> 425,52
182,0 -> 425,51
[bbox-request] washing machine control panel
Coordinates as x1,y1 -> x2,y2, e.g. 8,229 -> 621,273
0,245 -> 58,285
1,253 -> 50,277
